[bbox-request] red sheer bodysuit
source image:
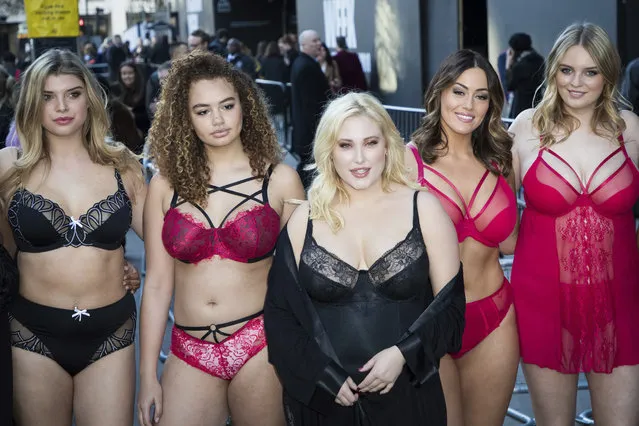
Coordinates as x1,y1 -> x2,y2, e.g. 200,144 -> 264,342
408,143 -> 516,357
162,166 -> 280,264
512,136 -> 639,373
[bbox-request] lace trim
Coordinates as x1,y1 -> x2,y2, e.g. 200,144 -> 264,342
302,227 -> 425,288
90,309 -> 136,363
8,313 -> 54,358
302,239 -> 359,288
556,206 -> 616,372
369,228 -> 424,285
8,186 -> 131,248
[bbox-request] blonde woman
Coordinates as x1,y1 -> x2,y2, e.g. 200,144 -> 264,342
0,49 -> 146,426
264,92 -> 465,425
510,23 -> 639,425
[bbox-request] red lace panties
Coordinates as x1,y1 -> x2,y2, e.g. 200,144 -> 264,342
450,278 -> 512,359
170,315 -> 266,380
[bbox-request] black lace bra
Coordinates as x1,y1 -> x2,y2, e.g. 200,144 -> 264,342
8,169 -> 132,253
299,191 -> 430,303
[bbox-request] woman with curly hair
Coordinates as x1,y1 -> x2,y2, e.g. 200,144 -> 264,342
264,92 -> 464,425
405,49 -> 519,426
0,49 -> 146,425
510,23 -> 639,425
138,51 -> 304,426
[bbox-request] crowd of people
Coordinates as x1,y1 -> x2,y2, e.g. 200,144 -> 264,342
0,19 -> 637,426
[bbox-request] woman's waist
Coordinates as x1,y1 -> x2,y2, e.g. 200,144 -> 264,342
17,252 -> 126,309
173,266 -> 268,308
172,288 -> 266,343
458,255 -> 506,303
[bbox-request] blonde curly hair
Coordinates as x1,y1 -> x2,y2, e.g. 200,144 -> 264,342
148,51 -> 281,206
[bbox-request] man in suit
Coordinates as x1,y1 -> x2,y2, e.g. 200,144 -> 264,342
332,36 -> 368,93
290,29 -> 330,187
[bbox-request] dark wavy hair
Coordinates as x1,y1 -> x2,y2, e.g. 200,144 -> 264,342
148,51 -> 281,206
118,61 -> 145,107
411,49 -> 513,176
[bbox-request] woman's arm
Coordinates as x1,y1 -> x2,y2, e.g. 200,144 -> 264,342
267,163 -> 306,229
122,164 -> 147,240
394,191 -> 465,384
264,204 -> 351,413
138,174 -> 174,380
500,109 -> 535,254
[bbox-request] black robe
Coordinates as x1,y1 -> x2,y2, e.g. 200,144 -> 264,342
264,227 -> 465,424
0,245 -> 17,425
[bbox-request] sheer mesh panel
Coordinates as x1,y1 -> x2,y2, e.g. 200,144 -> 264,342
90,309 -> 136,363
555,207 -> 616,372
474,181 -> 512,233
8,313 -> 54,358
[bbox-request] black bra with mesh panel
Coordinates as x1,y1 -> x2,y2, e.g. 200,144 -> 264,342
8,169 -> 132,253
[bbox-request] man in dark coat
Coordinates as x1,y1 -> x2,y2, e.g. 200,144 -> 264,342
332,36 -> 368,93
290,29 -> 330,187
107,35 -> 128,82
506,33 -> 545,118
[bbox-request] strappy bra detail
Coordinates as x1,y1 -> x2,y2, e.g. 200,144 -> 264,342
162,165 -> 280,264
8,169 -> 132,253
522,134 -> 639,216
408,143 -> 516,247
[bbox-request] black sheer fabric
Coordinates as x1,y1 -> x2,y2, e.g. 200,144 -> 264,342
0,245 -> 18,425
264,193 -> 465,425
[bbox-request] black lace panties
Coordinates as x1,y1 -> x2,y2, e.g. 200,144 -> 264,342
9,293 -> 136,376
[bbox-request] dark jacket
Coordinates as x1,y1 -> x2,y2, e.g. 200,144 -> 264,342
506,49 -> 545,118
228,53 -> 257,79
259,55 -> 289,115
289,53 -> 330,160
264,227 -> 465,417
333,50 -> 368,92
107,45 -> 128,81
145,70 -> 162,121
0,245 -> 18,425
622,58 -> 639,114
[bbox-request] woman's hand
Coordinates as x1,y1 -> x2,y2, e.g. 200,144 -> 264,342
335,377 -> 359,406
138,377 -> 163,426
357,346 -> 406,394
123,260 -> 141,293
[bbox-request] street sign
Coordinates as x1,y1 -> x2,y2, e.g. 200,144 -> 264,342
25,0 -> 80,38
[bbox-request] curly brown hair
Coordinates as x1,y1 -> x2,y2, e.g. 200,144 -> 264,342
411,49 -> 513,177
148,51 -> 282,206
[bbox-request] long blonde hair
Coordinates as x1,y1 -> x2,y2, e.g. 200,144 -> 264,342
533,23 -> 627,146
308,92 -> 411,232
0,49 -> 142,206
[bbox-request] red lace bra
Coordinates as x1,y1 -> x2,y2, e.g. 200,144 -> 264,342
408,143 -> 517,247
162,166 -> 280,264
522,135 -> 639,217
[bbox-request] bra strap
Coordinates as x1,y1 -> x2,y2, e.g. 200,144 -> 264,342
407,143 -> 425,182
261,164 -> 275,205
412,191 -> 420,227
170,190 -> 179,208
114,169 -> 125,191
